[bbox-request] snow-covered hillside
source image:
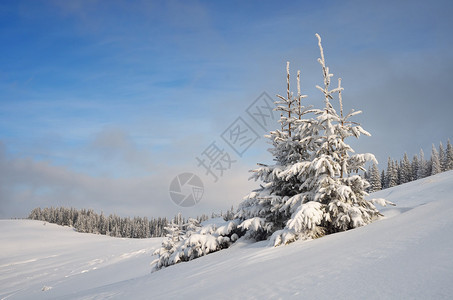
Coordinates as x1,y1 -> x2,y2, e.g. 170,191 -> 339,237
0,221 -> 163,299
2,171 -> 453,299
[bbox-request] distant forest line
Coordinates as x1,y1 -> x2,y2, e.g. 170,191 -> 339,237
365,139 -> 453,192
28,207 -> 235,239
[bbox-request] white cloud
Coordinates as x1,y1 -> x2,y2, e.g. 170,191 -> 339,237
0,140 -> 257,219
87,127 -> 155,177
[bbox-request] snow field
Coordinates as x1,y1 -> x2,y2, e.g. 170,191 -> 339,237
1,170 -> 453,299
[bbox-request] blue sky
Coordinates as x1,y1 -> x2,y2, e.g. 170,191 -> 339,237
1,0 -> 453,218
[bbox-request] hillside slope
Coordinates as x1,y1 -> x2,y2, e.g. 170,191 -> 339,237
1,171 -> 453,299
0,220 -> 163,299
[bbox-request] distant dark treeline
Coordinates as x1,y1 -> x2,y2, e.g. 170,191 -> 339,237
28,207 -> 213,238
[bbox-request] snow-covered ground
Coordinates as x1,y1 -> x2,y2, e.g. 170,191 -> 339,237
0,221 -> 163,299
2,171 -> 453,299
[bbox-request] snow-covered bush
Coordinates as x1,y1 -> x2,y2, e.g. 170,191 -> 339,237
151,218 -> 241,271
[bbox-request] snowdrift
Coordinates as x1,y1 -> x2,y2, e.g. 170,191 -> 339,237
2,171 -> 453,299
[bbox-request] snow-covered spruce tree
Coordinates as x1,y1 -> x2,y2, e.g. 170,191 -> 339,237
368,163 -> 382,193
386,158 -> 398,188
238,34 -> 392,246
151,219 -> 192,271
236,61 -> 314,241
380,170 -> 386,188
411,154 -> 419,181
418,149 -> 428,179
431,144 -> 441,175
446,140 -> 453,171
400,153 -> 412,184
439,142 -> 446,172
269,34 -> 392,246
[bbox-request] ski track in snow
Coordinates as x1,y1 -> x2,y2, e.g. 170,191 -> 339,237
1,171 -> 453,299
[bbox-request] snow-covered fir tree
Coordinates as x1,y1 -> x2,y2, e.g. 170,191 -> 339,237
380,170 -> 386,189
395,163 -> 400,184
399,153 -> 412,184
446,140 -> 453,171
431,144 -> 441,176
386,158 -> 398,188
240,34 -> 391,246
151,220 -> 192,271
411,154 -> 419,181
235,60 -> 313,241
417,149 -> 428,179
439,142 -> 446,172
368,163 -> 382,193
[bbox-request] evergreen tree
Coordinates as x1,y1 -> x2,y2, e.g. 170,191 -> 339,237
271,34 -> 389,245
75,216 -> 86,233
364,167 -> 371,183
387,158 -> 398,188
380,170 -> 385,189
446,140 -> 453,171
224,206 -> 236,221
384,158 -> 391,189
439,142 -> 446,172
99,213 -> 108,235
236,60 -> 312,241
411,155 -> 419,181
417,149 -> 428,179
368,163 -> 382,193
239,34 -> 388,246
400,153 -> 411,184
395,160 -> 402,185
431,144 -> 441,175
